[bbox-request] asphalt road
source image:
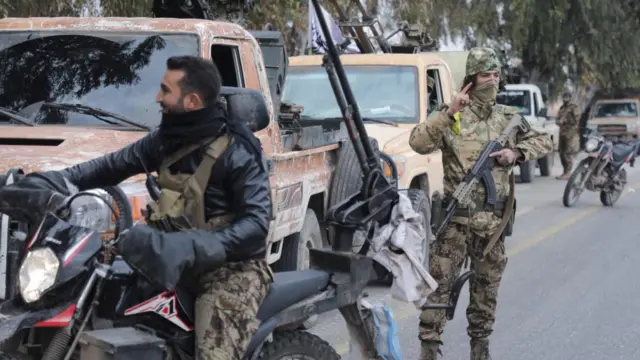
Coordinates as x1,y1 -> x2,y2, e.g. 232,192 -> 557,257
310,153 -> 640,359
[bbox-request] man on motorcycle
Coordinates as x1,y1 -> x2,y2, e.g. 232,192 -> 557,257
26,56 -> 272,360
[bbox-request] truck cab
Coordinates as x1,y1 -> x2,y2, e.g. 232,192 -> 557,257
285,53 -> 449,198
586,98 -> 640,141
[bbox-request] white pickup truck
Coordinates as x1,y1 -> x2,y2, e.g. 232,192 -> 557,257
497,83 -> 559,182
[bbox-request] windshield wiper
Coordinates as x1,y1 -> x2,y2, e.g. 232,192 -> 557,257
301,115 -> 398,127
362,117 -> 399,127
43,103 -> 151,131
0,107 -> 35,126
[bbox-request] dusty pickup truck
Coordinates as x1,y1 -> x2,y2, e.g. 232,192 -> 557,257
586,98 -> 640,141
286,53 -> 448,198
0,16 -> 415,304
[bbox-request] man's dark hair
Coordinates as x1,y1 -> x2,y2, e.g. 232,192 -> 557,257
166,56 -> 221,107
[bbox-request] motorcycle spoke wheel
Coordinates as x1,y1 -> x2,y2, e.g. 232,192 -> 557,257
600,169 -> 626,206
563,163 -> 589,207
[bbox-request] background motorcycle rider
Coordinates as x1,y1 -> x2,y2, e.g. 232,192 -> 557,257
409,48 -> 553,360
555,91 -> 582,180
47,55 -> 272,360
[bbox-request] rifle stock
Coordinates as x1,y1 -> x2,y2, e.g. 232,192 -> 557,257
432,114 -> 529,238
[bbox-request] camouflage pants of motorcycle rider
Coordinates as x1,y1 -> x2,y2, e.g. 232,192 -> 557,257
419,222 -> 508,360
195,260 -> 273,360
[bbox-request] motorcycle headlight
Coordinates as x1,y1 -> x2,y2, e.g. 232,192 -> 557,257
584,138 -> 600,152
19,248 -> 60,303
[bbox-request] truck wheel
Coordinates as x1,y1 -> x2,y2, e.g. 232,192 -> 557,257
257,331 -> 340,360
538,152 -> 554,177
270,210 -> 322,329
519,160 -> 535,183
272,209 -> 322,272
328,137 -> 380,252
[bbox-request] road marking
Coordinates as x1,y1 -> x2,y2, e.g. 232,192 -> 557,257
333,181 -> 640,356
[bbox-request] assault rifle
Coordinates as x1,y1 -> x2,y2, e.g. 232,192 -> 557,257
432,114 -> 531,237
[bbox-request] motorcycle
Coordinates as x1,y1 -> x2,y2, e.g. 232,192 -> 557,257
562,129 -> 639,207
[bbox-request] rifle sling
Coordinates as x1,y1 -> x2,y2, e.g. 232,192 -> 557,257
482,171 -> 516,257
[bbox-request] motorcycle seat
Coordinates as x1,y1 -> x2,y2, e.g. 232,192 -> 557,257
256,269 -> 330,322
612,143 -> 637,163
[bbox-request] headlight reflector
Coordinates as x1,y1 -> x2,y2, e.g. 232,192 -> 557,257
68,189 -> 112,232
584,138 -> 600,152
19,248 -> 60,303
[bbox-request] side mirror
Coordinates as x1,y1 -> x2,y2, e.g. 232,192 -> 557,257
219,87 -> 270,132
537,107 -> 548,118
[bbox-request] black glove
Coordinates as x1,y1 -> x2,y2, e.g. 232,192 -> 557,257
116,224 -> 194,291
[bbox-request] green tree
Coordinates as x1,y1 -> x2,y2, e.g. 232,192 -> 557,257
416,0 -> 640,96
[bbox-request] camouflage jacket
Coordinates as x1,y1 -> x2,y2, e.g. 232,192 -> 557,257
409,104 -> 553,235
556,103 -> 581,135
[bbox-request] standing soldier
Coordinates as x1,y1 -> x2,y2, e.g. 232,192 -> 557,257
409,48 -> 552,360
555,91 -> 582,180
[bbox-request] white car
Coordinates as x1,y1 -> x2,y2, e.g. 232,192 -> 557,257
497,84 -> 559,182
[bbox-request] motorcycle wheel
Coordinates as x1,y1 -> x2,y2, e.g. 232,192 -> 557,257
257,331 -> 340,360
600,168 -> 627,206
563,158 -> 591,208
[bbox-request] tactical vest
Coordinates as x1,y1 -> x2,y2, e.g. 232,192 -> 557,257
148,134 -> 235,231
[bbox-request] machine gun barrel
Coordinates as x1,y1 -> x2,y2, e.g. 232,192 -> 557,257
311,0 -> 399,252
310,0 -> 379,174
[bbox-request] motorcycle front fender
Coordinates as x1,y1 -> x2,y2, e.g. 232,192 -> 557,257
0,298 -> 74,344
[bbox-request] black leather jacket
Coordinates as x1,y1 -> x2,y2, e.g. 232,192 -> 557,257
62,129 -> 272,266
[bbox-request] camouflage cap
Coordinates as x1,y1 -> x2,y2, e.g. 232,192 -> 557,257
465,47 -> 501,77
427,76 -> 435,90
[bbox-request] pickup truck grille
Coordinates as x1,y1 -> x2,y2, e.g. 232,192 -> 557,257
597,124 -> 627,133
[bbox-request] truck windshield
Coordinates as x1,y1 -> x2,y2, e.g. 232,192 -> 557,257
283,65 -> 419,123
593,102 -> 638,118
496,90 -> 531,116
0,32 -> 200,129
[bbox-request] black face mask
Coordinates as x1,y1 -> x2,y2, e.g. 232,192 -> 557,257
158,105 -> 226,153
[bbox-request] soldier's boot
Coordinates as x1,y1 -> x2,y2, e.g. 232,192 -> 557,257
419,340 -> 443,360
556,172 -> 571,180
470,338 -> 492,360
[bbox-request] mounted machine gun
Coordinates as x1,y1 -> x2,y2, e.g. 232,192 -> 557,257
322,0 -> 438,54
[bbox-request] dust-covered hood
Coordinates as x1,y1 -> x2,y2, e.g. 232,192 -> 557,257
0,125 -> 147,176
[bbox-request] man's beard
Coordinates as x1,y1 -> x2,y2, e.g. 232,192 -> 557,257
160,97 -> 186,114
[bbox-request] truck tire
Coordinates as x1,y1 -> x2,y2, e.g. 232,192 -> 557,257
257,331 -> 340,360
519,160 -> 535,183
328,137 -> 380,251
538,152 -> 554,177
270,210 -> 322,330
272,209 -> 322,272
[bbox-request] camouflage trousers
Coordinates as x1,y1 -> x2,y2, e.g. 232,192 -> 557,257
559,133 -> 580,174
195,259 -> 273,360
419,223 -> 508,343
